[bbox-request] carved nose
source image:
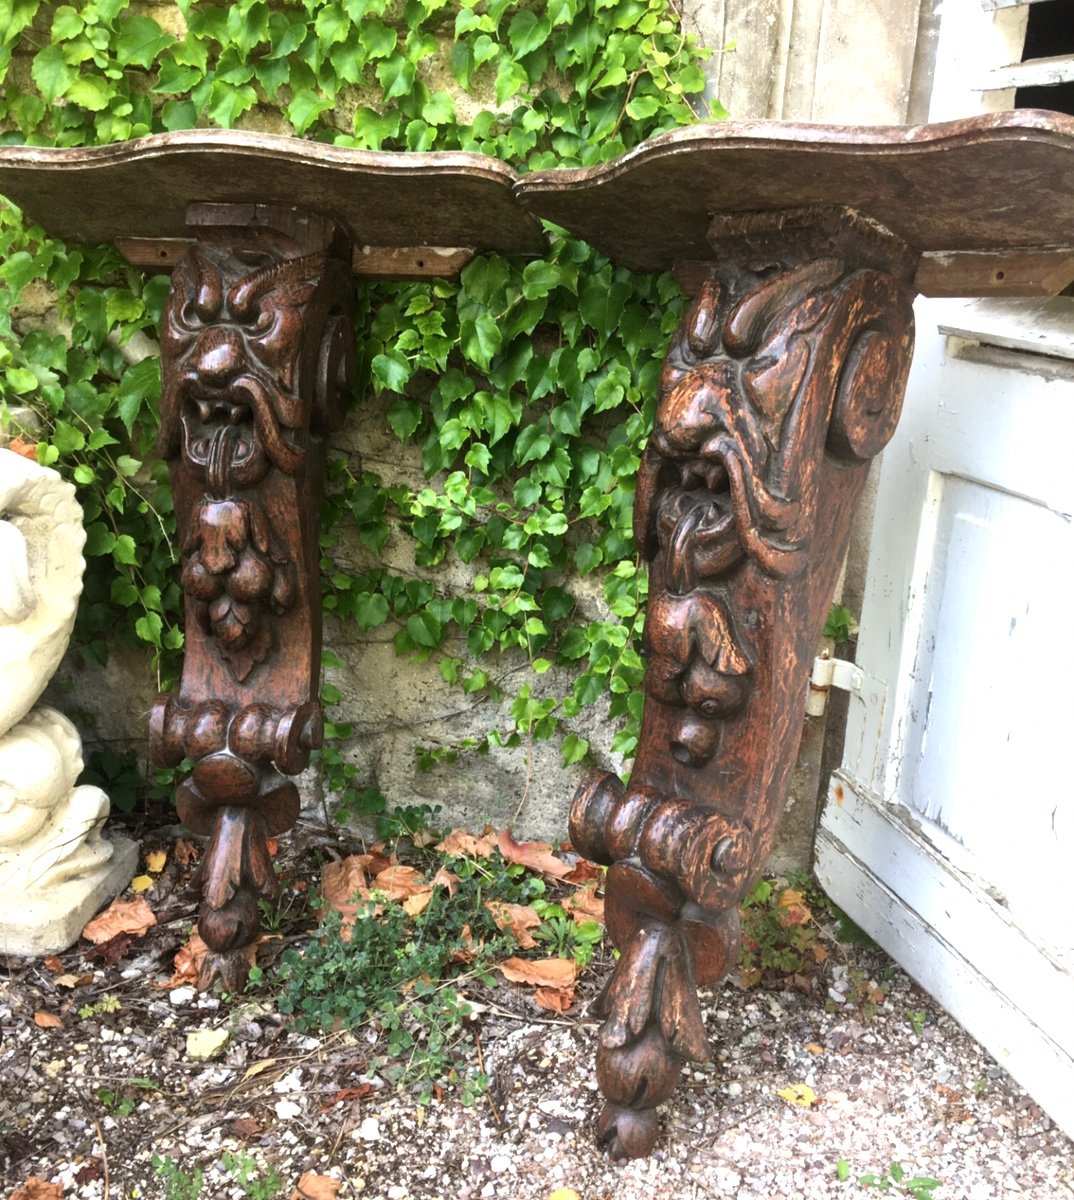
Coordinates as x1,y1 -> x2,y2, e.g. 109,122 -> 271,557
669,715 -> 721,766
194,326 -> 243,385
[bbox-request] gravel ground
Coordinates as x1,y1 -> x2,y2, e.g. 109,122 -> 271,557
1,817 -> 1071,1200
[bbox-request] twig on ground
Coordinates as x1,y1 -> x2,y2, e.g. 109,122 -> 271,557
475,1033 -> 503,1128
93,1117 -> 110,1200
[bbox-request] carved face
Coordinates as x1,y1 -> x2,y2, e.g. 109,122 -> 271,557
159,239 -> 328,490
645,591 -> 751,767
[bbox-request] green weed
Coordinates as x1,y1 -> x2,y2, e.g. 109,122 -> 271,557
858,1161 -> 943,1197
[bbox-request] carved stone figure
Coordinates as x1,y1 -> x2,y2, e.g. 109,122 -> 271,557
0,448 -> 137,956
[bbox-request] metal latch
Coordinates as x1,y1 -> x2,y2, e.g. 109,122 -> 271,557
806,651 -> 864,717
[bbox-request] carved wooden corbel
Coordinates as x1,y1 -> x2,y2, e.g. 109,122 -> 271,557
570,209 -> 917,1157
148,205 -> 356,991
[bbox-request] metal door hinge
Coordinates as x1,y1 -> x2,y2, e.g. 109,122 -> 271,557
806,651 -> 864,717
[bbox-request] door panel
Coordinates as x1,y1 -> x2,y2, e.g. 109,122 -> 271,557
816,296 -> 1074,1136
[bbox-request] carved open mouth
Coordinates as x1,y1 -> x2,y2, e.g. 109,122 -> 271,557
178,379 -> 270,493
676,455 -> 729,494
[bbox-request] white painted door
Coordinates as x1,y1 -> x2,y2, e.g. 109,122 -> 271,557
815,296 -> 1074,1138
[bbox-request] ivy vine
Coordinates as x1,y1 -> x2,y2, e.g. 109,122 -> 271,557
0,0 -> 722,815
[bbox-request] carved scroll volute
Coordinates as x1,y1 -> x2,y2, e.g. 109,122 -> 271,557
573,211 -> 916,1158
149,212 -> 355,991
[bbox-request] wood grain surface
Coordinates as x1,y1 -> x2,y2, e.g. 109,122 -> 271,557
0,129 -> 546,256
516,110 -> 1074,287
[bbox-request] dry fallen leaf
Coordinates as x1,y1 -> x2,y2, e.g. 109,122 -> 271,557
435,828 -> 496,858
82,896 -> 156,944
229,1117 -> 262,1139
547,1188 -> 581,1200
155,928 -> 207,988
429,865 -> 460,896
402,889 -> 434,917
449,923 -> 480,964
777,1082 -> 818,1107
564,882 -> 605,926
145,849 -> 167,873
6,438 -> 39,461
173,839 -> 199,866
485,901 -> 542,949
319,1084 -> 373,1112
371,864 -> 427,900
498,956 -> 578,989
776,887 -> 812,928
495,830 -> 571,878
42,956 -> 63,974
322,856 -> 373,910
242,1057 -> 279,1080
87,932 -> 134,968
54,973 -> 93,990
291,1173 -> 342,1200
130,874 -> 154,893
33,1011 -> 63,1029
561,859 -> 604,886
534,986 -> 575,1013
8,1179 -> 63,1200
186,1027 -> 230,1060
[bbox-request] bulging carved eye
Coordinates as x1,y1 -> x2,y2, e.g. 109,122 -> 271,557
250,304 -> 276,336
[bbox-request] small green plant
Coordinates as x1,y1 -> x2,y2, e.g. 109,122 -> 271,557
152,1155 -> 204,1200
79,747 -> 146,814
222,1150 -> 284,1200
95,1076 -> 159,1118
94,1085 -> 135,1117
532,901 -> 604,965
837,1158 -> 851,1182
858,1162 -> 942,1198
906,1009 -> 928,1035
275,849 -> 543,1100
738,875 -> 824,983
79,993 -> 121,1019
824,603 -> 860,644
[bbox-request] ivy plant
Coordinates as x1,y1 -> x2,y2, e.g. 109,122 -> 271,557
0,0 -> 722,805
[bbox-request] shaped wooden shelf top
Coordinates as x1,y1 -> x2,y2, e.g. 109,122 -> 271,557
516,109 -> 1074,297
0,128 -> 547,275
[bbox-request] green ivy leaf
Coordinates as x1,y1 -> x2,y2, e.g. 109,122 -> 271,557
115,15 -> 174,69
560,733 -> 588,766
287,90 -> 332,135
31,44 -> 76,105
376,55 -> 415,101
153,58 -> 203,94
406,610 -> 443,649
508,10 -> 552,57
114,358 -> 161,433
206,82 -> 257,128
65,73 -> 111,112
135,612 -> 163,647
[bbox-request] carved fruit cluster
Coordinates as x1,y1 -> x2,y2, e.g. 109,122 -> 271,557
182,495 -> 296,681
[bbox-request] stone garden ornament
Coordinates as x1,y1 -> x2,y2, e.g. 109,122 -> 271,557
0,447 -> 137,956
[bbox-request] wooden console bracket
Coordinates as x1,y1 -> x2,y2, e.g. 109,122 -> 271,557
5,114 -> 1074,1159
569,208 -> 917,1157
146,204 -> 356,991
